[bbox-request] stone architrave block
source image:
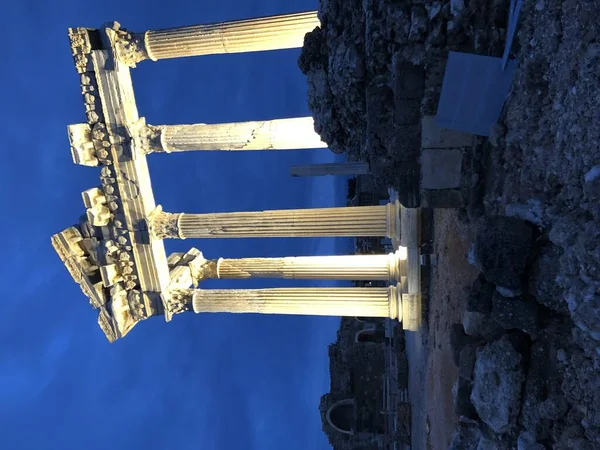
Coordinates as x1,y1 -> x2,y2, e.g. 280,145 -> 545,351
421,115 -> 475,149
422,148 -> 463,189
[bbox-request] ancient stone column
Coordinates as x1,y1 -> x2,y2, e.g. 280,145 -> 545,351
290,162 -> 370,177
199,249 -> 407,282
144,117 -> 326,152
168,283 -> 403,320
108,11 -> 319,66
149,202 -> 401,240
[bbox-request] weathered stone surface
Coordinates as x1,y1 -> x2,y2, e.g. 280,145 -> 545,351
453,376 -> 478,420
528,243 -> 567,313
492,292 -> 539,337
422,188 -> 465,208
458,342 -> 478,381
448,424 -> 482,450
450,322 -> 477,366
463,274 -> 504,340
471,335 -> 525,434
472,216 -> 534,290
421,149 -> 464,189
421,115 -> 475,149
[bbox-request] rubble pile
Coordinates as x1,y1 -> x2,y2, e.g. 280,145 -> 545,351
449,216 -> 599,449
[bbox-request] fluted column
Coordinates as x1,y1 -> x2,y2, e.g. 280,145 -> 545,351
107,11 -> 320,66
144,117 -> 326,153
199,249 -> 407,282
148,202 -> 401,240
168,284 -> 403,319
290,162 -> 370,177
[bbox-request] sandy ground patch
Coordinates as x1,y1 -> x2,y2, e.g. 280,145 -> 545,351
407,209 -> 478,450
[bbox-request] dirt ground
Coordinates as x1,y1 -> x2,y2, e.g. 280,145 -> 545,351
408,208 -> 479,450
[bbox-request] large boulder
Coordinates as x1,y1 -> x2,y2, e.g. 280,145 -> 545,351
491,292 -> 539,338
471,335 -> 525,433
448,424 -> 482,450
528,243 -> 568,313
471,216 -> 534,291
450,323 -> 479,365
463,274 -> 504,340
453,377 -> 478,420
520,321 -> 570,440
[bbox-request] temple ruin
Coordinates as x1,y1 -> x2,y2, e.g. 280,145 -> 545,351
52,10 -> 423,343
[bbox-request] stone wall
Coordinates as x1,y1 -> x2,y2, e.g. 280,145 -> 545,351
299,0 -> 509,207
320,317 -> 410,449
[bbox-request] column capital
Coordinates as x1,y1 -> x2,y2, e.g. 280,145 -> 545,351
165,289 -> 194,315
147,206 -> 183,239
105,22 -> 151,67
127,118 -> 164,153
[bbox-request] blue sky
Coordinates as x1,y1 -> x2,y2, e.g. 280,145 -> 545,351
1,1 -> 351,449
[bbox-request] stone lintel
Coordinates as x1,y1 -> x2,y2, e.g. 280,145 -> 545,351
90,48 -> 171,298
421,115 -> 476,149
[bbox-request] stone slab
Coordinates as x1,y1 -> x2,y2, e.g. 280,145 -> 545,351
422,189 -> 465,208
421,115 -> 476,149
421,148 -> 463,189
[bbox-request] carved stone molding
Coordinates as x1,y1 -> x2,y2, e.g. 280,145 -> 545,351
105,22 -> 149,68
68,27 -> 93,73
148,206 -> 182,239
167,289 -> 194,314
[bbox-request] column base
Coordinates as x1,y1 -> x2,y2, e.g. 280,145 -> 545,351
388,248 -> 408,282
389,283 -> 403,321
401,293 -> 422,331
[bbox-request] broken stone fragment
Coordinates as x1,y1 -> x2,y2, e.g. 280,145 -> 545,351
471,335 -> 525,434
472,216 -> 534,290
527,243 -> 568,313
448,423 -> 482,450
462,274 -> 504,340
458,343 -> 478,381
453,376 -> 478,420
491,292 -> 539,338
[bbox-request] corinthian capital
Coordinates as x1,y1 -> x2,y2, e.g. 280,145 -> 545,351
105,22 -> 149,67
147,206 -> 183,239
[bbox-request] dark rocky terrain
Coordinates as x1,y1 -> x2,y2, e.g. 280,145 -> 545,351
300,0 -> 600,448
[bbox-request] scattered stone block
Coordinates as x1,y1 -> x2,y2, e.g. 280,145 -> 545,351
422,148 -> 463,189
454,377 -> 478,420
463,311 -> 504,341
459,343 -> 478,381
393,60 -> 425,99
463,274 -> 503,340
492,292 -> 539,338
528,244 -> 568,313
421,115 -> 476,149
471,335 -> 525,434
472,216 -> 534,291
422,188 -> 464,208
448,424 -> 482,450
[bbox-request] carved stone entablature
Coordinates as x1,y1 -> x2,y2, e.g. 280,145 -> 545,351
97,307 -> 118,343
147,205 -> 182,239
99,238 -> 138,291
105,22 -> 149,68
75,55 -> 104,126
99,166 -> 121,214
107,283 -> 137,338
68,124 -> 98,166
51,226 -> 107,309
68,27 -> 99,74
82,187 -> 112,226
67,123 -> 113,166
